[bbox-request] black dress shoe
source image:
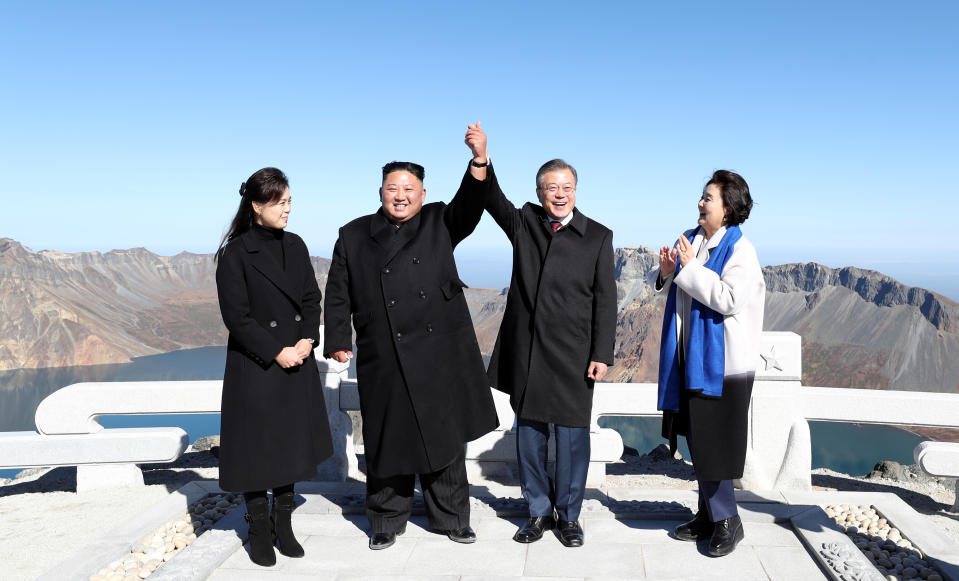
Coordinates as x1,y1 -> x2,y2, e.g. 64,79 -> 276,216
445,525 -> 476,544
557,520 -> 584,547
368,527 -> 405,550
513,516 -> 555,543
673,511 -> 714,542
708,515 -> 744,557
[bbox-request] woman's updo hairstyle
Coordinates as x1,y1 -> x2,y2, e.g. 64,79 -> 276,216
216,167 -> 289,261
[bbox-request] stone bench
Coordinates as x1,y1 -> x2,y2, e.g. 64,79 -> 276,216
0,428 -> 188,492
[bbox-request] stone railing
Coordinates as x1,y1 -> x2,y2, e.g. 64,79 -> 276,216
4,331 -> 959,497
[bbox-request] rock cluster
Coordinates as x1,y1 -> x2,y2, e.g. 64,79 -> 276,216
87,492 -> 241,581
824,503 -> 944,581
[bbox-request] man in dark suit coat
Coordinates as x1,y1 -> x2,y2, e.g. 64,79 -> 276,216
476,125 -> 616,548
323,127 -> 498,550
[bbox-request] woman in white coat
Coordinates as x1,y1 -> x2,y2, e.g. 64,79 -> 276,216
650,170 -> 765,557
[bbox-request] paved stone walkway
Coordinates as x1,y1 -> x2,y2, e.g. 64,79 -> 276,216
204,483 -> 837,581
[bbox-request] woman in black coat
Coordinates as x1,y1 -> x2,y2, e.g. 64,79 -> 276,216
215,167 -> 333,567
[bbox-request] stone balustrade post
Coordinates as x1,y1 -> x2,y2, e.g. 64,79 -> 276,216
740,331 -> 811,491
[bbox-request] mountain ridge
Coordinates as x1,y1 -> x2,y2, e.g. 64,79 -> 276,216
2,238 -> 956,394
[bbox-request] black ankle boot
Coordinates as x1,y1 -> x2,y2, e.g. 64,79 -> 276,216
272,492 -> 305,558
244,497 -> 276,566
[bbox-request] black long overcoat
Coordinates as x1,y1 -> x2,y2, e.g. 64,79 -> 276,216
485,168 -> 617,427
323,167 -> 498,477
216,230 -> 333,492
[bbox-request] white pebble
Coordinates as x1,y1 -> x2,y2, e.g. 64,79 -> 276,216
162,551 -> 176,562
174,538 -> 188,550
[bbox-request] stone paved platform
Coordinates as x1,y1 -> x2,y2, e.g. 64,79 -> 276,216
47,481 -> 959,581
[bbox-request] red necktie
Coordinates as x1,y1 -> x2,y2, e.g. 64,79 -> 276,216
551,221 -> 561,233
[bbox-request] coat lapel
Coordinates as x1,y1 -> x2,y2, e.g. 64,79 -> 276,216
240,231 -> 302,307
369,209 -> 422,266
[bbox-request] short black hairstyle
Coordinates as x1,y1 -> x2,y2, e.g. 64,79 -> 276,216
382,161 -> 425,184
535,159 -> 578,189
706,169 -> 753,226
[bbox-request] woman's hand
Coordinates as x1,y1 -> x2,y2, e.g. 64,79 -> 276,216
659,245 -> 678,276
676,235 -> 694,267
294,339 -> 314,359
275,346 -> 304,368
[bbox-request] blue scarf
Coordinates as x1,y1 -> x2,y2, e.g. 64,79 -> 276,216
657,225 -> 742,411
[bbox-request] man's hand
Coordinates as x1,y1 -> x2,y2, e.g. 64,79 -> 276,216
465,121 -> 487,162
294,339 -> 314,359
587,361 -> 608,381
275,346 -> 304,368
328,350 -> 353,363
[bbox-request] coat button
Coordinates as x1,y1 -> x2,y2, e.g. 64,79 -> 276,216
269,321 -> 277,328
388,298 -> 397,307
382,267 -> 391,274
294,314 -> 302,322
412,257 -> 420,264
419,290 -> 427,299
426,323 -> 432,333
395,331 -> 402,342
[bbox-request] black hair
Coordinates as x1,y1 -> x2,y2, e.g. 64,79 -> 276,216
535,159 -> 578,189
381,161 -> 425,184
215,167 -> 289,261
706,169 -> 753,226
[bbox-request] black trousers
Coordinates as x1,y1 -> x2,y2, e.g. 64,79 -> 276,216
366,449 -> 469,534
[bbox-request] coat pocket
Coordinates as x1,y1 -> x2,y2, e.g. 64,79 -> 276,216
440,277 -> 469,300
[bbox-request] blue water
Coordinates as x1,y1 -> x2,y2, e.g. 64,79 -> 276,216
0,347 -> 929,480
598,416 -> 925,477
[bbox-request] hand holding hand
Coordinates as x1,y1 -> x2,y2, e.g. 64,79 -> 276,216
294,339 -> 314,359
275,346 -> 304,368
659,245 -> 678,277
464,121 -> 487,162
676,236 -> 694,267
587,361 -> 608,381
328,350 -> 353,364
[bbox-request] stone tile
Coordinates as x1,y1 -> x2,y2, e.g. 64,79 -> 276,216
337,576 -> 458,581
524,538 -> 646,578
739,522 -> 805,547
582,518 -> 676,544
462,577 -> 583,581
283,534 -> 415,575
473,516 -> 529,540
404,538 -> 527,576
294,513 -> 357,537
643,542 -> 768,580
207,570 -> 333,581
739,502 -> 807,524
217,541 -> 307,571
756,546 -> 829,581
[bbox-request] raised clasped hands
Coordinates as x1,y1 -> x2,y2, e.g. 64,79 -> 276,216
275,346 -> 304,369
464,121 -> 487,162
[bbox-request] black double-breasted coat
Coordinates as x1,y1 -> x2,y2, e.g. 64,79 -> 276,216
215,229 -> 333,492
485,168 -> 617,428
323,167 -> 498,477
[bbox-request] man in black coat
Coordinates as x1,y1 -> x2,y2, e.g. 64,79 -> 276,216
477,125 -> 617,548
323,127 -> 498,550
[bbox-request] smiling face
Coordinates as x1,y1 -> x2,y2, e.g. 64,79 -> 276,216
252,187 -> 291,229
536,168 -> 577,220
698,183 -> 727,238
380,170 -> 425,224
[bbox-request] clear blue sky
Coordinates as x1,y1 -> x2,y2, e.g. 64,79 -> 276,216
2,1 -> 957,297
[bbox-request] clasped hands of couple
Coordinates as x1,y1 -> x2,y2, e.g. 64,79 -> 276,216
275,339 -> 315,368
